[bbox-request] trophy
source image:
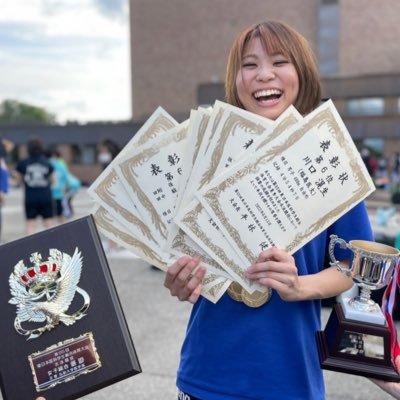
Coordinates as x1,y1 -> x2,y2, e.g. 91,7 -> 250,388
0,216 -> 141,400
316,235 -> 400,381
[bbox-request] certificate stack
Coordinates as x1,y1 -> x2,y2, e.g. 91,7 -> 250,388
88,100 -> 375,303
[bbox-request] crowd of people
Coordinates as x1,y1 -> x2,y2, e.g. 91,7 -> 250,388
361,148 -> 400,191
0,136 -> 121,242
0,137 -> 82,237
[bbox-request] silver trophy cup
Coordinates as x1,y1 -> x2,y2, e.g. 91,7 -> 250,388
329,234 -> 400,314
316,235 -> 400,381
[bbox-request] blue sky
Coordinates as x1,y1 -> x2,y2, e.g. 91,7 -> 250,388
0,0 -> 130,123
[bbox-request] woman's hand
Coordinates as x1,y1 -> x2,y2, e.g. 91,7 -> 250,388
370,356 -> 400,399
164,256 -> 206,304
245,247 -> 301,301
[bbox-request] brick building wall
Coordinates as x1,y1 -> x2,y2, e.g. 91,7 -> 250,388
130,0 -> 400,120
130,0 -> 318,120
339,0 -> 400,75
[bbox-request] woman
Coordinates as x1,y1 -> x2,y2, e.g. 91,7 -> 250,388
164,20 -> 374,399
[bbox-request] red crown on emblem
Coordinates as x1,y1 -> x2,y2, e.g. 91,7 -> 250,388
20,259 -> 61,289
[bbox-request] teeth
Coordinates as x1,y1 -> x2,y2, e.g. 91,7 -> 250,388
254,89 -> 282,99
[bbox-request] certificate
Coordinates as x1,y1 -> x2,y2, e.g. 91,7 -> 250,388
165,107 -> 212,251
114,118 -> 232,303
116,120 -> 190,245
92,205 -> 171,270
88,107 -> 178,257
174,106 -> 302,292
92,204 -> 229,303
196,100 -> 375,273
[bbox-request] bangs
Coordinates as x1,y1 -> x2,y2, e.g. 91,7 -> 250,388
244,23 -> 291,59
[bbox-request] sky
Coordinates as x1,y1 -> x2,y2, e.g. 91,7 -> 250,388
0,0 -> 131,124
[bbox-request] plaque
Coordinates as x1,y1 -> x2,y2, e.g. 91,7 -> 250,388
316,235 -> 400,381
0,215 -> 141,400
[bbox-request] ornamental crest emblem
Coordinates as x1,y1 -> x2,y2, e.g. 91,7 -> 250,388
9,247 -> 90,340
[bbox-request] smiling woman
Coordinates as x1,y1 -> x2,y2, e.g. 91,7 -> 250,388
162,19 -> 374,400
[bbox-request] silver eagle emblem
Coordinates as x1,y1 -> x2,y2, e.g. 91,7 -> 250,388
8,247 -> 90,340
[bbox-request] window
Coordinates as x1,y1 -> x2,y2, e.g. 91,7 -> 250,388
72,144 -> 97,165
362,138 -> 384,155
347,98 -> 384,116
318,0 -> 339,75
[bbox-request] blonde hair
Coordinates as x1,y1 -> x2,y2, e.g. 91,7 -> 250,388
225,20 -> 321,115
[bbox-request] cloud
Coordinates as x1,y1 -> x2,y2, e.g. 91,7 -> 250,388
0,0 -> 130,123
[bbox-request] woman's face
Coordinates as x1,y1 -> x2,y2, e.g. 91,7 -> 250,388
235,37 -> 299,121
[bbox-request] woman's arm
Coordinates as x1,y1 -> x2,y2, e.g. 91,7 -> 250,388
245,247 -> 352,301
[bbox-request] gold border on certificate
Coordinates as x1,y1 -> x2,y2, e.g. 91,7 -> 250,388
88,108 -> 177,247
174,107 -> 303,292
92,205 -> 170,270
117,121 -> 189,241
198,100 -> 375,266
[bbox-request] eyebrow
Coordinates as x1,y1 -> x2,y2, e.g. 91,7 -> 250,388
242,54 -> 258,59
242,51 -> 284,59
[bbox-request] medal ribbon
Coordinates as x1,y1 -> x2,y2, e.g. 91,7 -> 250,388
382,259 -> 400,361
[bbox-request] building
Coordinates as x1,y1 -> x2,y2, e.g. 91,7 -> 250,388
0,121 -> 142,184
2,0 -> 399,184
130,0 -> 400,162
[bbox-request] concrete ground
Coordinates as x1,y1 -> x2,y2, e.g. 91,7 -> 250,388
0,187 -> 398,400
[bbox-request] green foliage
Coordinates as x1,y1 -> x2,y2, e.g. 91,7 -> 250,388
0,99 -> 56,124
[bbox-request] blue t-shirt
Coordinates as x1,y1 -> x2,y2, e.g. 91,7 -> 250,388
0,165 -> 9,193
177,201 -> 373,400
50,158 -> 69,200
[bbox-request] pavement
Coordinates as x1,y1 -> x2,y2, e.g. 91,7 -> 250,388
0,187 -> 399,400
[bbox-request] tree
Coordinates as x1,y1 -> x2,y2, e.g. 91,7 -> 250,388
0,99 -> 56,124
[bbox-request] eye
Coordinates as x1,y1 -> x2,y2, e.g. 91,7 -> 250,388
242,62 -> 257,68
274,60 -> 289,66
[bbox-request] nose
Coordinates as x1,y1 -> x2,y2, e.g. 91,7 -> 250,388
256,67 -> 275,82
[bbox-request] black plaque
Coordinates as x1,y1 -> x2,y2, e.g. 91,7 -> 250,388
0,215 -> 141,400
316,303 -> 400,382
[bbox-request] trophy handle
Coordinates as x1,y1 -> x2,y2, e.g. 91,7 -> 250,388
329,235 -> 352,277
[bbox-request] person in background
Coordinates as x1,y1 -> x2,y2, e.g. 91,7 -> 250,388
62,172 -> 81,219
375,157 -> 390,189
391,151 -> 400,184
163,20 -> 373,400
46,148 -> 69,225
360,147 -> 379,180
97,139 -> 120,170
16,137 -> 54,235
0,139 -> 9,242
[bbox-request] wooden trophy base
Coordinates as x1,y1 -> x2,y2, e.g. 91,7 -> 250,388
316,303 -> 400,381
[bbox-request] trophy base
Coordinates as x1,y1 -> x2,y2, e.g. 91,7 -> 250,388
316,304 -> 400,381
339,294 -> 386,325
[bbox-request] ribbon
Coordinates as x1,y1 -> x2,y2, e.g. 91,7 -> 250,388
382,258 -> 400,362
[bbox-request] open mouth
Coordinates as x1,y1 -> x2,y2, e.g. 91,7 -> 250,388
253,89 -> 282,102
